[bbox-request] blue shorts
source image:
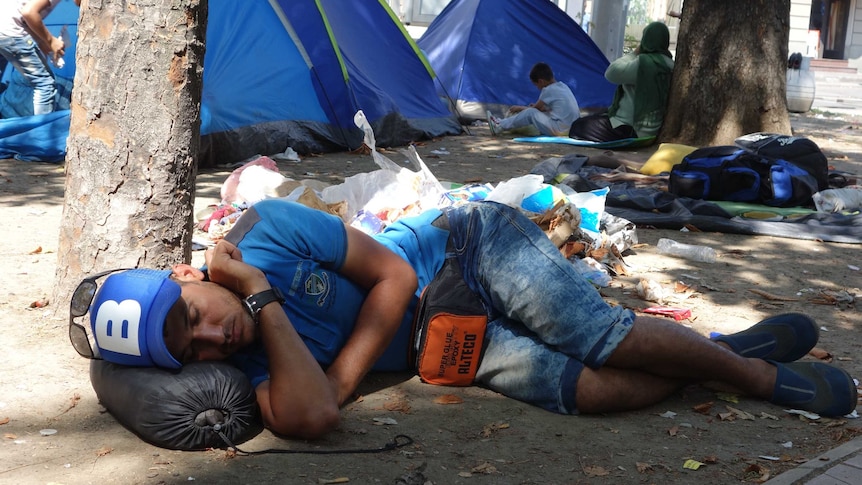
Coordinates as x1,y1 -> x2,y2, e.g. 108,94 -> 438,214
447,202 -> 635,414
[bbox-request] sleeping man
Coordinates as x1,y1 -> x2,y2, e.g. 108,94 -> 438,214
71,198 -> 858,439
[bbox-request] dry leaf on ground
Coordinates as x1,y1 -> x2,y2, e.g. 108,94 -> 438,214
29,298 -> 49,308
693,402 -> 713,414
433,394 -> 464,405
383,397 -> 411,413
726,405 -> 756,420
583,465 -> 610,477
318,478 -> 349,484
810,347 -> 834,362
471,462 -> 498,474
479,421 -> 509,438
744,463 -> 771,483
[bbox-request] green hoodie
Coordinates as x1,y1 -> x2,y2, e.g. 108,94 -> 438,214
606,21 -> 674,137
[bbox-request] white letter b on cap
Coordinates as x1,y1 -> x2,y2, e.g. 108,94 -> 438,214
94,300 -> 143,356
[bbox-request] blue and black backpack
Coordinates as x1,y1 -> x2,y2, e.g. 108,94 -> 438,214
668,133 -> 828,207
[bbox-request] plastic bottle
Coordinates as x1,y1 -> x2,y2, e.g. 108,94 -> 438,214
350,210 -> 384,235
656,238 -> 717,263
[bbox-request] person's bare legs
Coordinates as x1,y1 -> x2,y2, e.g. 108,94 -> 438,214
575,316 -> 777,413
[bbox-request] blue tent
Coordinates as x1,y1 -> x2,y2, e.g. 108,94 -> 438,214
0,0 -> 461,164
417,0 -> 616,122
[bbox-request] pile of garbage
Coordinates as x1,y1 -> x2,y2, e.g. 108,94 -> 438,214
196,111 -> 638,288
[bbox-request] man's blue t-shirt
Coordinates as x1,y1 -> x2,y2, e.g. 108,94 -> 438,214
224,199 -> 448,387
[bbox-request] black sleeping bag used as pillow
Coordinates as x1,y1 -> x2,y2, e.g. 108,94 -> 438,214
90,359 -> 264,450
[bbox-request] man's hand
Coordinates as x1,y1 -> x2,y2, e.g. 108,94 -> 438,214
205,240 -> 270,297
49,36 -> 65,64
206,241 -> 341,439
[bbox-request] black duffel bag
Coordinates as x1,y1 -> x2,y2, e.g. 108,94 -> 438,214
90,359 -> 263,450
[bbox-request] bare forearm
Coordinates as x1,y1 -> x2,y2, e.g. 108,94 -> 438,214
258,303 -> 340,436
20,11 -> 53,51
205,239 -> 340,438
326,276 -> 416,405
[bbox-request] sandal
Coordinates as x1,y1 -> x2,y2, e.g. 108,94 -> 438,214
770,361 -> 858,417
712,313 -> 818,362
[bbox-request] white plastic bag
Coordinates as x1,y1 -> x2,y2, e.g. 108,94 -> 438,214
220,156 -> 283,205
320,111 -> 446,222
235,165 -> 295,205
565,186 -> 610,237
485,174 -> 545,208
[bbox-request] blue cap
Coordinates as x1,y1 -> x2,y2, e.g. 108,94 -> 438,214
90,269 -> 182,369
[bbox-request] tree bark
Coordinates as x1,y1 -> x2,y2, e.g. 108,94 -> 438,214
661,0 -> 792,146
54,0 -> 206,306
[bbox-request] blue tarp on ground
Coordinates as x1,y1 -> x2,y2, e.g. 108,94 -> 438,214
0,0 -> 461,164
418,0 -> 616,122
0,110 -> 69,162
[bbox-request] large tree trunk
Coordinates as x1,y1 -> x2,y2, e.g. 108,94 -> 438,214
54,0 -> 207,306
661,0 -> 792,146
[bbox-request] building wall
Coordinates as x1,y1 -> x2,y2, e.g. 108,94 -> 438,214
790,0 -> 814,56
797,0 -> 861,68
850,0 -> 862,67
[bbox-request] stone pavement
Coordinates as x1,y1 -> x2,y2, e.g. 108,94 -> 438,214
764,436 -> 862,485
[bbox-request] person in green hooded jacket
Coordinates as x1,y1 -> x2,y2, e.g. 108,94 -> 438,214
569,21 -> 674,142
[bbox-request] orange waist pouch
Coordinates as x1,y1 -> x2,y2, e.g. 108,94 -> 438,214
411,256 -> 488,386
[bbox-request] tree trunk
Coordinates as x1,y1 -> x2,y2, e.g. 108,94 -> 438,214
54,0 -> 207,306
661,0 -> 792,146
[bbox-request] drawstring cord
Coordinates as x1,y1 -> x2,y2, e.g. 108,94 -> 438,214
211,423 -> 414,456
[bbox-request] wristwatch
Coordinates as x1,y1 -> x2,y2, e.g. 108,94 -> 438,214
243,287 -> 286,323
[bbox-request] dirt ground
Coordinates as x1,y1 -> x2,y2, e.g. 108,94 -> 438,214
1,113 -> 861,485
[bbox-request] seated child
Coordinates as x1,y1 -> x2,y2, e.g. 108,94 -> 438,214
487,62 -> 580,137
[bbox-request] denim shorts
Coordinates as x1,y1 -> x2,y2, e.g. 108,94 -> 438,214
446,202 -> 635,414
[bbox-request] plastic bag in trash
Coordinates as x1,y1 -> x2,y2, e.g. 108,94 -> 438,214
320,110 -> 446,222
570,257 -> 612,287
564,186 -> 610,237
486,174 -> 546,208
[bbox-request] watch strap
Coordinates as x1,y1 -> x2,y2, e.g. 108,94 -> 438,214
243,287 -> 286,321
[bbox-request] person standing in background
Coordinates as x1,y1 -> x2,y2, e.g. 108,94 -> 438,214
0,0 -> 80,115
